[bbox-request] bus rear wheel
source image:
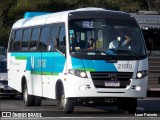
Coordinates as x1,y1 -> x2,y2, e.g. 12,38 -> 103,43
57,90 -> 74,114
23,84 -> 35,106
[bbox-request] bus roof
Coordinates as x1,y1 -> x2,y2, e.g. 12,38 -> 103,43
12,7 -> 131,29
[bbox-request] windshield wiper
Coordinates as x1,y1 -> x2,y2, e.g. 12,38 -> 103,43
115,49 -> 140,59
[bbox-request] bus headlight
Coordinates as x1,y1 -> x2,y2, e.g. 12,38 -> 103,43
136,70 -> 148,79
69,69 -> 87,78
135,86 -> 141,91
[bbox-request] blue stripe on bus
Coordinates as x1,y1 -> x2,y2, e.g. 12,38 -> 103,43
11,52 -> 66,73
71,57 -> 118,72
11,52 -> 118,73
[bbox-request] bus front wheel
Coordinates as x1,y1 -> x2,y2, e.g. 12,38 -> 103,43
117,98 -> 137,114
23,84 -> 35,106
57,91 -> 74,114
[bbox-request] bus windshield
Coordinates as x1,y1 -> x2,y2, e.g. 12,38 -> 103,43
69,19 -> 146,59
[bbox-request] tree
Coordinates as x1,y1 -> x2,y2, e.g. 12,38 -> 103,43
0,0 -> 16,47
0,0 -> 160,47
146,0 -> 160,11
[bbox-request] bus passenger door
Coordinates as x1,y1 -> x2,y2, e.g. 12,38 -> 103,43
30,53 -> 43,97
40,26 -> 57,99
41,52 -> 55,98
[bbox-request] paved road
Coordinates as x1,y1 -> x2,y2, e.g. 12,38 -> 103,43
0,95 -> 160,120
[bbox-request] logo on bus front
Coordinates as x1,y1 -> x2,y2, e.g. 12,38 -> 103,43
31,57 -> 47,69
108,74 -> 117,81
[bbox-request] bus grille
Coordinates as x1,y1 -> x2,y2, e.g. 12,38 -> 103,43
90,72 -> 133,88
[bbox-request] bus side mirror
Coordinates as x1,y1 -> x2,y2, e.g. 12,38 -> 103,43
48,45 -> 51,51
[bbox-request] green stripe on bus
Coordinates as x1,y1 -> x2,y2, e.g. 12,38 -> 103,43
77,68 -> 96,72
15,56 -> 27,60
31,71 -> 41,75
42,72 -> 59,75
85,68 -> 96,72
31,71 -> 59,76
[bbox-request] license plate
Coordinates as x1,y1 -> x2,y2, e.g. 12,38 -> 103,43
105,81 -> 120,87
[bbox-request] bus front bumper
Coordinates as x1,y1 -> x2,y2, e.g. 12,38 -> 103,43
66,75 -> 148,98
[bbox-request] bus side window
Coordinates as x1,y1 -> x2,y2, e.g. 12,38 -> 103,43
50,26 -> 58,51
9,30 -> 15,52
29,27 -> 40,51
13,29 -> 23,51
39,26 -> 51,51
57,25 -> 66,53
22,29 -> 31,51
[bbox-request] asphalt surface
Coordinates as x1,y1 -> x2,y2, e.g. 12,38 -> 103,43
0,95 -> 160,120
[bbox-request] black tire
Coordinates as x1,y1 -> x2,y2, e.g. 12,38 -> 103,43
117,98 -> 137,114
57,90 -> 74,114
126,98 -> 137,114
23,83 -> 35,106
35,96 -> 42,106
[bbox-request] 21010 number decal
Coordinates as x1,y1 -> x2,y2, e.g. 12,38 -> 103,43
118,64 -> 132,69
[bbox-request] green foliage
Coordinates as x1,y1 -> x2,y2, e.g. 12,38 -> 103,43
0,0 -> 16,47
0,0 -> 160,47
